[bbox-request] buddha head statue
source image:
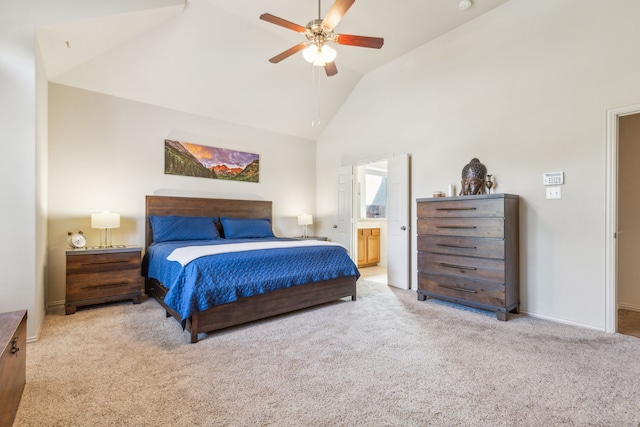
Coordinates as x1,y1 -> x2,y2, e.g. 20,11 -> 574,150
460,158 -> 487,196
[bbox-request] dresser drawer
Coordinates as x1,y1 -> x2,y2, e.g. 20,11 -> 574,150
417,198 -> 504,218
67,251 -> 140,274
418,236 -> 504,259
418,272 -> 506,307
417,218 -> 504,238
418,252 -> 505,284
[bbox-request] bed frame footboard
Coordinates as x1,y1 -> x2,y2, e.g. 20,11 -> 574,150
146,276 -> 357,343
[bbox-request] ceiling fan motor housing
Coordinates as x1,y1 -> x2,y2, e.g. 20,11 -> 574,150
306,19 -> 332,44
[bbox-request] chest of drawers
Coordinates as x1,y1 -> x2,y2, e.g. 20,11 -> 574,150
0,310 -> 27,427
66,246 -> 142,315
416,194 -> 519,320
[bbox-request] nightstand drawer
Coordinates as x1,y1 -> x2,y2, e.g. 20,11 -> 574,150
418,252 -> 505,284
66,271 -> 141,301
67,251 -> 140,274
417,218 -> 504,238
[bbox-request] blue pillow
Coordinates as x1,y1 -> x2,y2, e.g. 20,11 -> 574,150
219,217 -> 274,238
150,215 -> 219,242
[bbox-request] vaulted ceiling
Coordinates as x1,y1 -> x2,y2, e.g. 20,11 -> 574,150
37,0 -> 510,140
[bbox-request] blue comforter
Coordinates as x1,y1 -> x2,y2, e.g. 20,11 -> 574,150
143,238 -> 360,322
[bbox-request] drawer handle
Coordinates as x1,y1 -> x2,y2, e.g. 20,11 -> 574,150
11,337 -> 20,354
81,282 -> 130,289
438,262 -> 477,271
438,284 -> 477,293
435,226 -> 477,229
81,261 -> 129,266
435,207 -> 477,211
436,243 -> 477,249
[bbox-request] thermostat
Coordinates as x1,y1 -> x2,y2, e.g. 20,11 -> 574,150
543,172 -> 564,186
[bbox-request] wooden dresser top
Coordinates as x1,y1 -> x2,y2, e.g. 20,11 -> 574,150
0,310 -> 27,353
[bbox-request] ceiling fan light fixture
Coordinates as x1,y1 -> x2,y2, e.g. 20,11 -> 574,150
303,44 -> 318,63
303,43 -> 337,66
321,45 -> 337,63
261,0 -> 383,77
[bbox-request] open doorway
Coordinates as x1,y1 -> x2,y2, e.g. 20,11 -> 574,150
355,161 -> 388,284
350,154 -> 411,289
616,113 -> 640,338
333,155 -> 410,289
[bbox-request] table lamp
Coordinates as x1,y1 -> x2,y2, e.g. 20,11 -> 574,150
91,211 -> 120,248
297,214 -> 313,238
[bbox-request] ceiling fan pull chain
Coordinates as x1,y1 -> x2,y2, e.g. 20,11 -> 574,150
312,67 -> 321,127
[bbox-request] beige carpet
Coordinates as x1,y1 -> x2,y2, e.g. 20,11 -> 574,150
15,280 -> 640,426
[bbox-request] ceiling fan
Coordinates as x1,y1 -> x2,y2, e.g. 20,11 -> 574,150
260,0 -> 384,77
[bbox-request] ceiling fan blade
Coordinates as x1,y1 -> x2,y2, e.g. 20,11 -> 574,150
268,42 -> 307,64
333,34 -> 384,49
260,13 -> 306,33
322,0 -> 355,30
324,61 -> 338,77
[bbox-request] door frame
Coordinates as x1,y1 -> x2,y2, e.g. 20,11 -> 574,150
349,153 -> 411,289
605,103 -> 640,333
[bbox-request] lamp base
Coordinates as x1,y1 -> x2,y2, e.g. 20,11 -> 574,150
99,228 -> 114,248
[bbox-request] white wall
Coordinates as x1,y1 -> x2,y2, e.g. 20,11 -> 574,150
0,0 -> 212,342
618,114 -> 640,311
315,0 -> 640,330
0,6 -> 42,340
47,83 -> 317,305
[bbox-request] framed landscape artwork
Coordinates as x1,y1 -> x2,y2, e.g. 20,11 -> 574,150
164,139 -> 259,182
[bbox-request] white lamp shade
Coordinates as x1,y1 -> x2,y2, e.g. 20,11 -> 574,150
302,45 -> 318,63
321,45 -> 337,63
303,44 -> 337,65
91,212 -> 120,229
297,214 -> 313,226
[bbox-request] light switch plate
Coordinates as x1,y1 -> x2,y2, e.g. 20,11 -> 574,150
546,186 -> 561,199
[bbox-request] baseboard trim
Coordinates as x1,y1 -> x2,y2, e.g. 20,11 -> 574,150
617,303 -> 640,312
47,300 -> 65,309
522,310 -> 605,332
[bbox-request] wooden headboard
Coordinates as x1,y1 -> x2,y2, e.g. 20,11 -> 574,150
145,195 -> 272,249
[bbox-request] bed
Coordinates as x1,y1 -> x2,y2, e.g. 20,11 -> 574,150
143,195 -> 359,343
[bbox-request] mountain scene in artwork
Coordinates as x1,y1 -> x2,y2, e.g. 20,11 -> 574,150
233,159 -> 259,182
164,139 -> 217,179
164,140 -> 259,182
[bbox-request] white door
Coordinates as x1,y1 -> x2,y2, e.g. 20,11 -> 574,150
386,154 -> 410,289
333,166 -> 354,258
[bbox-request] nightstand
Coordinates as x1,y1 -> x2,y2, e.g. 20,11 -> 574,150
66,246 -> 142,315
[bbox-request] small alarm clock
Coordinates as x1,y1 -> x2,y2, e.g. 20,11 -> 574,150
68,231 -> 87,248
